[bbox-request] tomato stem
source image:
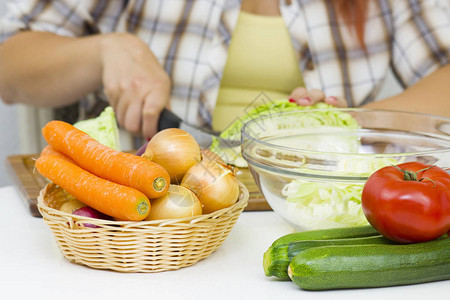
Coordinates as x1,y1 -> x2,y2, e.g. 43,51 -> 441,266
393,165 -> 436,186
419,177 -> 437,187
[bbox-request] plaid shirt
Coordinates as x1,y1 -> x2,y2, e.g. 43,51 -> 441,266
1,0 -> 449,127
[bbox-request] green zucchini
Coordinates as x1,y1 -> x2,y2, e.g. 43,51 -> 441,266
288,238 -> 450,290
271,225 -> 379,248
264,235 -> 395,279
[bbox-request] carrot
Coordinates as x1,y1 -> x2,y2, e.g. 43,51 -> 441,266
35,153 -> 151,221
41,145 -> 74,162
42,120 -> 169,199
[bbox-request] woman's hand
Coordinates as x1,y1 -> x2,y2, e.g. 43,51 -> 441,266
289,87 -> 347,107
100,33 -> 171,138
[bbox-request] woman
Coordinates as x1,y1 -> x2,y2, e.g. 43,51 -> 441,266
0,0 -> 449,140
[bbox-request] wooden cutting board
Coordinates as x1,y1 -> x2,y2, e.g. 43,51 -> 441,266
6,154 -> 271,217
6,154 -> 49,217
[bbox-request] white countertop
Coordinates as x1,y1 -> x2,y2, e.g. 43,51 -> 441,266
0,185 -> 448,300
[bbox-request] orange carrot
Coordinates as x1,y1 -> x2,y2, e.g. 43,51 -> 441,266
42,120 -> 169,198
41,145 -> 74,162
35,153 -> 151,221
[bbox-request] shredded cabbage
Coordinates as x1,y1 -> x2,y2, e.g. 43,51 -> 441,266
281,180 -> 368,229
281,156 -> 402,230
74,106 -> 121,150
335,157 -> 402,176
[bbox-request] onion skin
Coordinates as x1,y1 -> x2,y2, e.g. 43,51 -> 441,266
145,185 -> 202,220
181,160 -> 240,214
59,198 -> 86,214
142,129 -> 201,184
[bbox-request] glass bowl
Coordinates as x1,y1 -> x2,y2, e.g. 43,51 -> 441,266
241,108 -> 450,231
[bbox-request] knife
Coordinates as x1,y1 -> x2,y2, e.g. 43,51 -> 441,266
157,108 -> 241,149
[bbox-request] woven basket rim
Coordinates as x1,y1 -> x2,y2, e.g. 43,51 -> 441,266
38,181 -> 249,228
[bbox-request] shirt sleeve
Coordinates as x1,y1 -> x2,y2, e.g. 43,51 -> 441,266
0,0 -> 121,44
390,0 -> 450,87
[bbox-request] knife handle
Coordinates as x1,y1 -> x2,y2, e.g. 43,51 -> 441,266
158,108 -> 182,131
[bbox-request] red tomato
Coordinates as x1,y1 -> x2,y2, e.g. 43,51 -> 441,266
361,162 -> 450,243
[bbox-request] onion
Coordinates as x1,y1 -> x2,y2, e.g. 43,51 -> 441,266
59,198 -> 86,214
145,185 -> 202,220
181,160 -> 240,214
142,128 -> 201,183
72,206 -> 113,228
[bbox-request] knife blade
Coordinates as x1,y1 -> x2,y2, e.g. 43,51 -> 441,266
157,108 -> 241,149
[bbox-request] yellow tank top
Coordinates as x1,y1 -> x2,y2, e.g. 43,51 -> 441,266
212,11 -> 304,131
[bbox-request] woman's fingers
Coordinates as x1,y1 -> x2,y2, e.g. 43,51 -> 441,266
324,96 -> 348,108
289,87 -> 308,104
113,79 -> 170,138
142,82 -> 171,139
289,87 -> 348,108
307,89 -> 327,105
111,81 -> 141,134
124,96 -> 144,134
111,88 -> 128,129
289,88 -> 326,106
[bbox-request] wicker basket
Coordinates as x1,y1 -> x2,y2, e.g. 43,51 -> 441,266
37,181 -> 249,273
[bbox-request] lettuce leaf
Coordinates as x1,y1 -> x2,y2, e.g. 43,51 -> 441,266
74,106 -> 121,150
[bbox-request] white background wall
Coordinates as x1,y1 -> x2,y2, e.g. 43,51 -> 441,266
0,2 -> 404,187
0,1 -> 21,187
